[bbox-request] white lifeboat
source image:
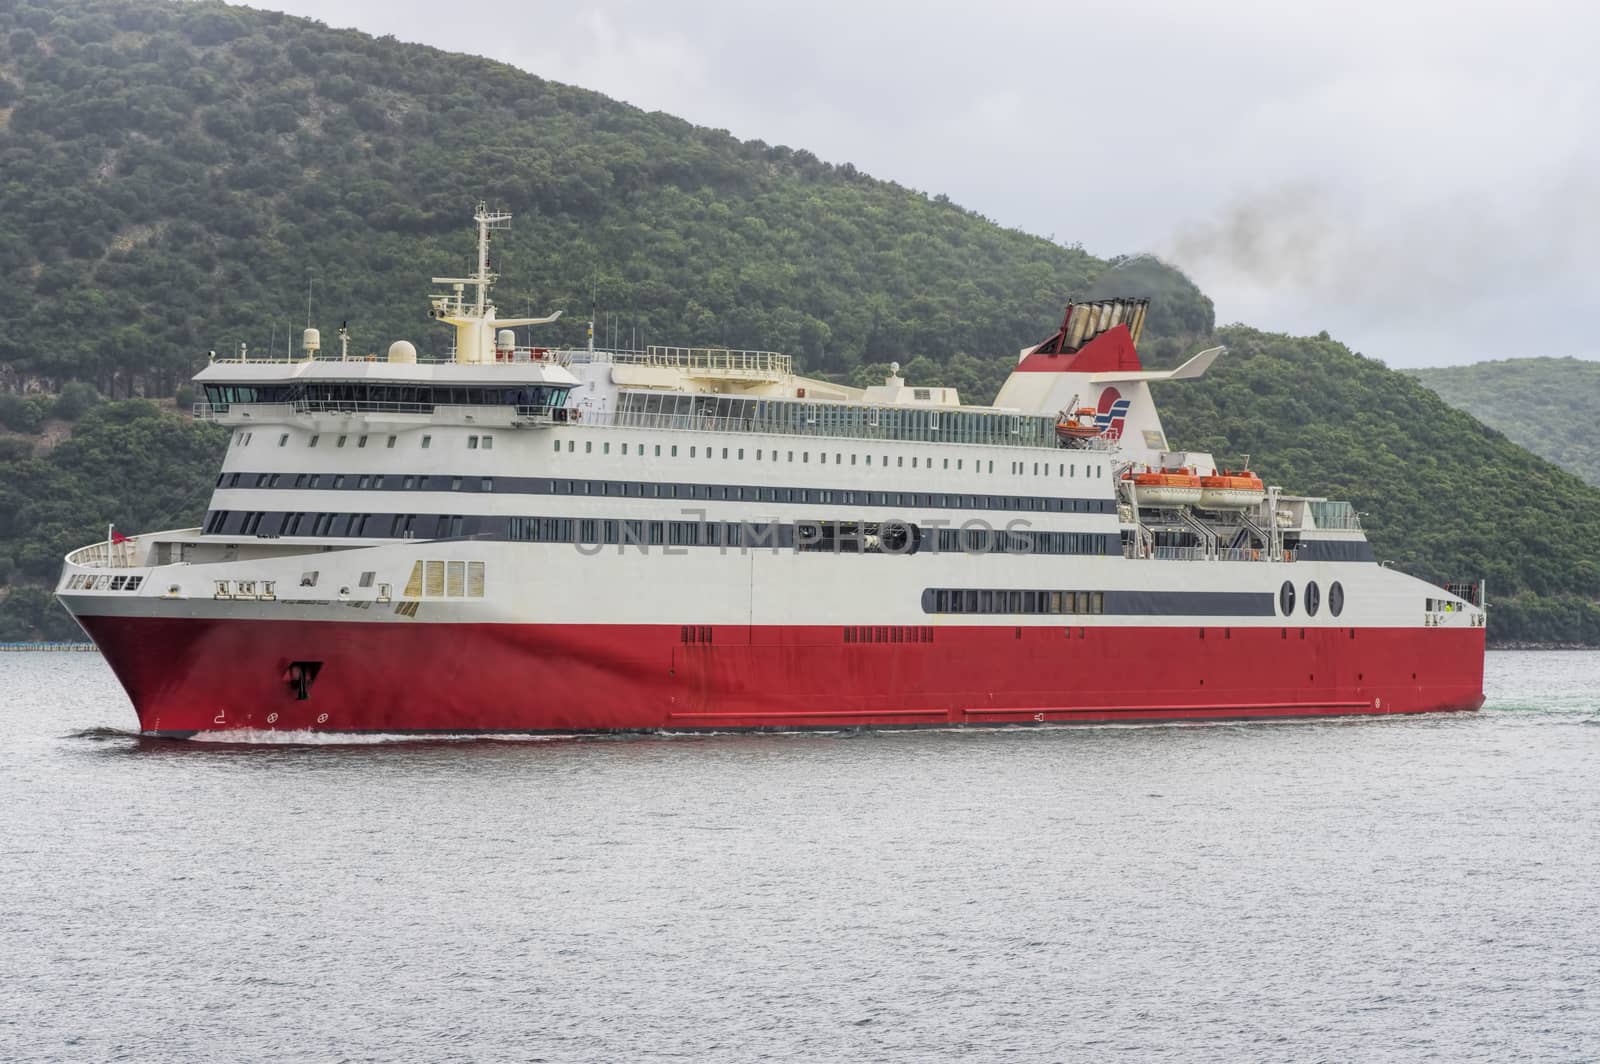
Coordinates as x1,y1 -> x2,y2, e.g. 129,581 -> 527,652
1122,467 -> 1203,507
1198,470 -> 1266,510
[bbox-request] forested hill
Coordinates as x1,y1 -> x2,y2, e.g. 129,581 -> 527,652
1406,358 -> 1600,487
0,0 -> 1220,396
0,0 -> 1598,645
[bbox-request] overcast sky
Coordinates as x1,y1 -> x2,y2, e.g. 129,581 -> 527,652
260,0 -> 1600,367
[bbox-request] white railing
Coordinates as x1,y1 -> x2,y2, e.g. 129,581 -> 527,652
205,347 -> 574,366
1123,543 -> 1296,564
65,538 -> 140,570
569,346 -> 792,377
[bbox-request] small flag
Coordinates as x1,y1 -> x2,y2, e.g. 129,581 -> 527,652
110,529 -> 130,544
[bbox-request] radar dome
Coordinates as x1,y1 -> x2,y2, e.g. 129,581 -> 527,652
387,340 -> 417,364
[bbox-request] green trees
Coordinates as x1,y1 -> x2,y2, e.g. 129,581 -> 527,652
0,0 -> 1102,396
0,401 -> 224,588
1408,358 -> 1600,487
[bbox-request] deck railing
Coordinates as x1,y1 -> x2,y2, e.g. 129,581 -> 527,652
569,346 -> 792,378
196,401 -> 564,421
65,538 -> 140,569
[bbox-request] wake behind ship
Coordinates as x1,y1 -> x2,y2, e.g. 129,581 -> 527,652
56,206 -> 1486,736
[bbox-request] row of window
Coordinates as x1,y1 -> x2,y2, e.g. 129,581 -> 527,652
222,471 -> 496,494
205,510 -> 468,540
200,509 -> 1117,557
613,391 -> 1058,449
235,431 -> 500,452
218,471 -> 1116,515
400,560 -> 486,599
922,588 -> 1108,615
554,436 -> 1104,480
64,574 -> 143,592
1279,580 -> 1345,618
503,517 -> 1115,556
208,383 -> 569,409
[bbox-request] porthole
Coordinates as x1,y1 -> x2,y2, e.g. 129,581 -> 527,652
1305,581 -> 1320,617
1329,581 -> 1345,618
1279,580 -> 1296,616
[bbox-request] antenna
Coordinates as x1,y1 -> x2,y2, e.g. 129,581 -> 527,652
306,272 -> 315,329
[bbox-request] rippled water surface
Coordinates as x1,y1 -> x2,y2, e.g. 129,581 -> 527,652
2,650 -> 1598,1062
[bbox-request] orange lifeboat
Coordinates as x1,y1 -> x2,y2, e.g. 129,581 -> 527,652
1198,470 -> 1266,510
1055,406 -> 1101,441
1122,466 -> 1203,506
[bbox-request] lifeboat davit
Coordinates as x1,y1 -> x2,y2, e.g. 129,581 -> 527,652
1198,470 -> 1266,510
1054,406 -> 1101,442
1123,467 -> 1203,506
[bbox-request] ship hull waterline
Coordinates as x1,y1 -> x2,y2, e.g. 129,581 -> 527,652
73,614 -> 1486,738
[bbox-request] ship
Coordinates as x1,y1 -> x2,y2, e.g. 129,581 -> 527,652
55,204 -> 1487,737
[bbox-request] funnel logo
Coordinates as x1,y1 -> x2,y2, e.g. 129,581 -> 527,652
1094,387 -> 1130,439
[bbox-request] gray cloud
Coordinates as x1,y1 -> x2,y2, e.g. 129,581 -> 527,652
258,0 -> 1600,365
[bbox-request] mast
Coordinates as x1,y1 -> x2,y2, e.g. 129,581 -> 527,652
430,203 -> 561,363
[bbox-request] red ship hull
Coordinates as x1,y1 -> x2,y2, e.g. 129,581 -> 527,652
76,615 -> 1486,737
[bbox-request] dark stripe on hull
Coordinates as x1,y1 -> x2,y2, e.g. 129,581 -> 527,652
72,615 -> 1486,737
1292,539 -> 1376,563
215,472 -> 1117,515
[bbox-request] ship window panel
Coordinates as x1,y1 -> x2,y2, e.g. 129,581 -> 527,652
467,562 -> 485,597
424,561 -> 446,597
388,436 -> 397,448
446,561 -> 466,597
422,435 -> 432,449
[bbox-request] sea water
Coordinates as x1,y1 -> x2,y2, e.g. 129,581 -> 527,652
1,651 -> 1597,1062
